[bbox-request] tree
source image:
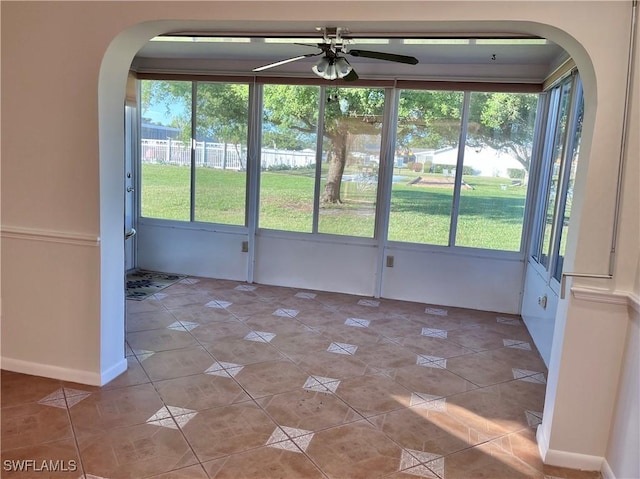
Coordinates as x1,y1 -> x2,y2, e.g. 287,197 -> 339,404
141,80 -> 249,166
263,85 -> 385,203
395,90 -> 464,151
468,92 -> 538,180
144,79 -> 539,199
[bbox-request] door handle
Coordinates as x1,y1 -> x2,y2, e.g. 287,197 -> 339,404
127,186 -> 134,193
125,228 -> 136,240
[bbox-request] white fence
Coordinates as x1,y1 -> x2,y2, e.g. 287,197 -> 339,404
141,139 -> 316,170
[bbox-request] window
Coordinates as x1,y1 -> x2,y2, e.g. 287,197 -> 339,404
388,90 -> 463,245
194,82 -> 249,225
317,87 -> 385,238
456,91 -> 538,251
388,89 -> 538,251
258,85 -> 387,239
554,94 -> 583,280
532,73 -> 583,281
140,78 -> 541,253
139,80 -> 249,226
259,84 -> 320,233
140,80 -> 192,221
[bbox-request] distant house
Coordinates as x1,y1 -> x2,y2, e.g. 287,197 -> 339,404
141,122 -> 181,140
413,146 -> 525,178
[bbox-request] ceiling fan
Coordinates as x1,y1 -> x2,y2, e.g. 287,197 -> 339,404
252,27 -> 419,81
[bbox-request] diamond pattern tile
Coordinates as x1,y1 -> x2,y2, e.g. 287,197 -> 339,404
167,321 -> 199,332
273,308 -> 299,317
205,361 -> 245,378
497,316 -> 521,325
235,284 -> 257,291
133,349 -> 155,361
295,292 -> 317,299
421,327 -> 448,339
6,276 -> 599,479
416,354 -> 447,369
302,375 -> 341,394
358,299 -> 380,307
38,388 -> 91,409
265,426 -> 314,453
244,330 -> 276,343
525,410 -> 544,427
37,389 -> 68,409
205,300 -> 232,309
345,317 -> 370,328
399,449 -> 443,478
327,342 -> 358,355
513,368 -> 547,384
425,307 -> 448,316
146,406 -> 197,429
409,392 -> 447,411
504,338 -> 532,350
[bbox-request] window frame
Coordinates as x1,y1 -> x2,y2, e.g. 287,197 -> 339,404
137,74 -> 545,257
529,71 -> 583,288
138,78 -> 253,231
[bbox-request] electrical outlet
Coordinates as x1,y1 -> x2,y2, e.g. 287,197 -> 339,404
538,294 -> 548,309
241,241 -> 249,253
386,255 -> 394,267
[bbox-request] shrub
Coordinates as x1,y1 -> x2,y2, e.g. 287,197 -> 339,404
508,168 -> 526,179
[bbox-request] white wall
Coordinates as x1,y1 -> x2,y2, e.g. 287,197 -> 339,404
604,302 -> 639,479
603,18 -> 640,478
382,246 -> 524,314
254,235 -> 378,297
137,221 -> 249,280
0,0 -> 637,470
521,265 -> 561,366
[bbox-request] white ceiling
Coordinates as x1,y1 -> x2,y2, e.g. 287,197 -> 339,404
132,31 -> 569,83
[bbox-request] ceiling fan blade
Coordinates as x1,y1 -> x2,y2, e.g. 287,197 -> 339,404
348,49 -> 419,65
253,53 -> 319,72
294,42 -> 325,49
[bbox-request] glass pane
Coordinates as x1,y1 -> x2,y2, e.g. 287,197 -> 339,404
388,90 -> 463,245
456,92 -> 538,251
259,85 -> 320,232
539,82 -> 572,266
318,87 -> 385,238
554,91 -> 583,281
140,80 -> 192,220
194,82 -> 249,225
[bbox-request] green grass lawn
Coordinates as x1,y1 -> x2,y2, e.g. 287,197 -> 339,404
141,163 -> 528,251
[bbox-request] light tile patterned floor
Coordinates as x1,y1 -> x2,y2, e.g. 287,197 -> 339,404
1,277 -> 603,479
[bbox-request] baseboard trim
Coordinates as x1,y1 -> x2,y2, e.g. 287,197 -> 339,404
100,358 -> 128,386
1,357 -> 103,386
537,425 -> 604,471
601,459 -> 616,479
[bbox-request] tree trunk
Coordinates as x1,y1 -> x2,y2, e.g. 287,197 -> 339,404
321,135 -> 347,203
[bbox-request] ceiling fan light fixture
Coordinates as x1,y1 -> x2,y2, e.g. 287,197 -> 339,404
312,56 -> 330,76
313,56 -> 352,80
335,57 -> 353,76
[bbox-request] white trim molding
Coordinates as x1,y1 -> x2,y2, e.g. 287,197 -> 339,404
0,225 -> 100,247
0,356 -> 128,387
601,459 -> 617,479
628,292 -> 640,314
537,425 -> 604,471
1,357 -> 103,386
571,286 -> 639,311
100,358 -> 129,386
